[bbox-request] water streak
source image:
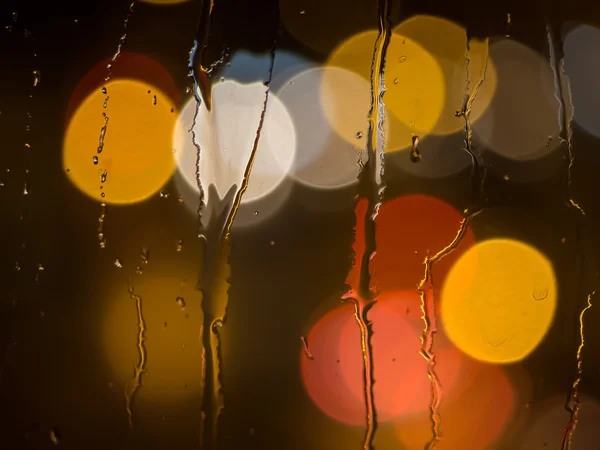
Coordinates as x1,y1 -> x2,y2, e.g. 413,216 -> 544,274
348,0 -> 392,448
197,29 -> 278,450
547,24 -> 595,450
124,279 -> 147,429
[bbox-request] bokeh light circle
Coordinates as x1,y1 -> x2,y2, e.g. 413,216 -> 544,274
370,195 -> 476,293
173,81 -> 296,210
325,30 -> 445,152
563,24 -> 600,139
395,362 -> 516,449
278,67 -> 366,189
64,79 -> 177,204
441,238 -> 557,363
393,15 -> 496,136
300,290 -> 465,425
472,38 -> 561,161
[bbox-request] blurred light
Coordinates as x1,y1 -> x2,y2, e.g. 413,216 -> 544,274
278,67 -> 366,189
517,395 -> 600,449
221,49 -> 313,93
172,81 -> 296,224
441,238 -> 557,363
326,30 -> 445,152
472,38 -> 561,161
395,362 -> 516,449
393,15 -> 496,136
65,51 -> 180,129
564,24 -> 600,139
369,195 -> 476,293
103,269 -> 203,404
63,79 -> 177,204
300,290 -> 465,425
279,0 -> 379,55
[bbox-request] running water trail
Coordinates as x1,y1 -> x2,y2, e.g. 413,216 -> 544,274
416,36 -> 489,450
124,279 -> 147,429
95,1 -> 135,249
341,1 -> 391,449
546,24 -> 595,450
190,10 -> 279,443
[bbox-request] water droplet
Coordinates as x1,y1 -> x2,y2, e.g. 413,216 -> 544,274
49,427 -> 61,445
533,284 -> 549,301
25,143 -> 31,148
32,69 -> 41,86
253,211 -> 259,216
0,181 -> 4,188
300,336 -> 314,360
37,264 -> 44,271
356,131 -> 363,139
15,262 -> 20,271
100,170 -> 107,183
23,183 -> 29,195
300,10 -> 305,14
102,87 -> 107,94
114,258 -> 123,268
12,12 -> 17,22
159,191 -> 169,199
170,108 -> 174,113
561,237 -> 567,244
136,266 -> 143,275
176,240 -> 183,251
74,19 -> 79,24
100,192 -> 106,198
269,240 -> 275,246
220,77 -> 225,82
177,196 -> 183,204
393,78 -> 399,84
399,56 -> 407,62
92,156 -> 99,165
176,297 -> 186,310
140,247 -> 149,264
40,310 -> 45,316
212,319 -> 224,330
503,174 -> 510,181
153,95 -> 157,105
410,135 -> 421,162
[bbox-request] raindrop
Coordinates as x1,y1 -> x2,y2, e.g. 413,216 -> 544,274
399,55 -> 407,62
23,183 -> 29,195
101,87 -> 107,94
176,240 -> 183,251
300,336 -> 314,360
410,135 -> 421,162
114,258 -> 123,268
92,156 -> 98,165
37,264 -> 44,271
533,284 -> 549,301
0,181 -> 4,188
49,427 -> 61,445
140,247 -> 149,264
503,174 -> 510,181
159,190 -> 169,199
12,12 -> 17,22
253,211 -> 259,216
100,170 -> 107,183
356,131 -> 363,139
176,297 -> 186,310
74,18 -> 79,24
100,192 -> 106,198
393,78 -> 399,84
33,70 -> 40,87
153,95 -> 157,105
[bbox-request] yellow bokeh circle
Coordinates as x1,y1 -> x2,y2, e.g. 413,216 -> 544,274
441,239 -> 557,363
63,79 -> 177,204
324,30 -> 445,152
